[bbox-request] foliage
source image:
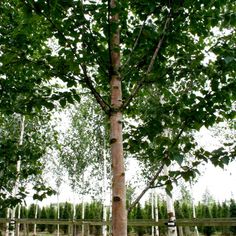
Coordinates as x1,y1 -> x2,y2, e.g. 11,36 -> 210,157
0,113 -> 56,208
229,199 -> 236,234
59,99 -> 108,199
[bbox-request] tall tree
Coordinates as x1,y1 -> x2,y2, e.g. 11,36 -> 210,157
1,1 -> 236,235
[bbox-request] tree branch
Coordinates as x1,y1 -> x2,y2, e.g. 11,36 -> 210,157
127,163 -> 165,214
23,0 -> 111,114
121,17 -> 148,71
122,15 -> 171,110
80,64 -> 111,115
128,118 -> 190,214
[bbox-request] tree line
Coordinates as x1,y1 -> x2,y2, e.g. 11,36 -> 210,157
1,198 -> 236,236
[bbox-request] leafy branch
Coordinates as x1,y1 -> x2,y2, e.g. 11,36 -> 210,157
81,64 -> 111,115
128,118 -> 189,213
127,162 -> 164,214
122,14 -> 172,110
121,16 -> 148,71
22,0 -> 111,114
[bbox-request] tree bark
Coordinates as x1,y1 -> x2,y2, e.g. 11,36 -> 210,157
102,129 -> 108,236
164,165 -> 177,236
109,0 -> 127,235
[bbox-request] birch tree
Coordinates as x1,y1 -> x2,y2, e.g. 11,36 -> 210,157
1,1 -> 236,235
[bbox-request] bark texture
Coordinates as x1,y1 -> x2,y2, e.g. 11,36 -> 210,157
110,0 -> 127,235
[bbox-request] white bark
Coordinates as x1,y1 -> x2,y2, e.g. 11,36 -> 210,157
154,192 -> 159,236
164,165 -> 177,236
102,133 -> 108,236
151,191 -> 155,236
57,191 -> 60,236
190,182 -> 199,236
16,205 -> 21,236
33,202 -> 38,236
6,208 -> 10,236
81,173 -> 85,236
10,115 -> 25,236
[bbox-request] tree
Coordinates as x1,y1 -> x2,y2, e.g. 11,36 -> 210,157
0,113 -> 56,209
1,1 -> 236,235
38,207 -> 48,232
229,199 -> 236,234
202,205 -> 215,236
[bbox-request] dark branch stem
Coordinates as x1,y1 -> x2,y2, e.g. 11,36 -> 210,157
127,163 -> 165,214
81,64 -> 111,115
107,0 -> 112,80
128,119 -> 189,214
121,17 -> 148,71
24,0 -> 110,114
122,16 -> 171,110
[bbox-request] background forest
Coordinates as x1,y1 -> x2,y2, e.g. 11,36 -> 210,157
1,195 -> 236,236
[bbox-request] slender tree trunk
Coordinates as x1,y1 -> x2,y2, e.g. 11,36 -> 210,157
154,191 -> 159,236
151,191 -> 155,236
57,191 -> 60,236
164,165 -> 177,236
16,205 -> 21,236
191,182 -> 199,236
81,173 -> 85,236
33,202 -> 38,236
6,208 -> 10,236
10,115 -> 25,236
102,130 -> 108,236
72,191 -> 77,236
109,0 -> 127,235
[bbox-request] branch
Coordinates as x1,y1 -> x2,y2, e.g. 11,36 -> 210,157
107,0 -> 112,80
121,17 -> 148,71
127,163 -> 165,214
24,0 -> 111,113
122,15 -> 171,110
128,118 -> 190,214
81,64 -> 111,115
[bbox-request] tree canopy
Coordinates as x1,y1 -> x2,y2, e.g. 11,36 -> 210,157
0,0 -> 235,234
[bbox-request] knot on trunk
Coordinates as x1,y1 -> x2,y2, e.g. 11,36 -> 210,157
113,196 -> 121,202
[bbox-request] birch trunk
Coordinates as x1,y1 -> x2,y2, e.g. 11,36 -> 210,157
72,192 -> 76,236
81,173 -> 85,236
33,202 -> 38,236
110,0 -> 127,235
151,191 -> 155,236
191,182 -> 199,236
102,131 -> 108,236
81,195 -> 85,236
57,191 -> 60,236
6,208 -> 10,236
16,205 -> 21,236
164,165 -> 177,236
10,115 -> 25,236
154,192 -> 159,236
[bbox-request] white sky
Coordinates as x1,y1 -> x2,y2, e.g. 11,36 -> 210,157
25,124 -> 235,207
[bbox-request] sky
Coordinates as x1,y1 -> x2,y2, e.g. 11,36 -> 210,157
25,122 -> 235,207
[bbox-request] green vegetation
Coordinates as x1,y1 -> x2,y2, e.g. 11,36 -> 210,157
0,0 -> 235,234
1,197 -> 236,236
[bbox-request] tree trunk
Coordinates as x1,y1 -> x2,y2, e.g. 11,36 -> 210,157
151,191 -> 155,236
164,165 -> 177,236
10,115 -> 25,236
154,191 -> 159,236
57,192 -> 60,236
81,174 -> 85,236
6,208 -> 10,236
109,0 -> 127,235
191,182 -> 199,236
33,202 -> 38,236
102,130 -> 108,236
